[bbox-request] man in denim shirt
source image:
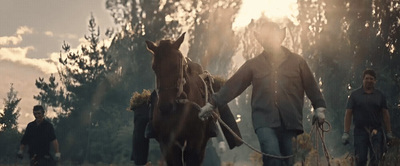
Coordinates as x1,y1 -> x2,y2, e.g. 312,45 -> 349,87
199,21 -> 326,165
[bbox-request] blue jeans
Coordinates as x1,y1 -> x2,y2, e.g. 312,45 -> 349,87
256,126 -> 297,166
354,128 -> 383,166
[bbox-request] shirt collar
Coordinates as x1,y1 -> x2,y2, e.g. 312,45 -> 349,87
361,86 -> 375,94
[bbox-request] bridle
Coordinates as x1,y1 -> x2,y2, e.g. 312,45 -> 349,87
155,51 -> 187,99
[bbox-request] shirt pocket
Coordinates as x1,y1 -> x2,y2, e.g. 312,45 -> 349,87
253,71 -> 271,93
281,71 -> 301,93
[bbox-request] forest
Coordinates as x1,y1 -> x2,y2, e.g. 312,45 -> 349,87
1,0 -> 400,165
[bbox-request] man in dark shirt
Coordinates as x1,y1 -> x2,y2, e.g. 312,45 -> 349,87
199,20 -> 327,165
342,69 -> 393,166
17,105 -> 60,166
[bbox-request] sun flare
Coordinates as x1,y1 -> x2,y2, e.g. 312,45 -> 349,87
233,0 -> 299,28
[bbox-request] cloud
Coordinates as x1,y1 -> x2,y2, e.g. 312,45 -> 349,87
0,35 -> 22,45
44,31 -> 54,37
0,26 -> 33,46
0,46 -> 58,74
16,26 -> 33,35
0,26 -> 58,74
59,33 -> 79,40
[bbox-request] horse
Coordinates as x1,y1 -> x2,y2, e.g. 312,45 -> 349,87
145,33 -> 215,166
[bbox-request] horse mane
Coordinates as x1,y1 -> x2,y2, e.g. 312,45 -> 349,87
185,58 -> 203,76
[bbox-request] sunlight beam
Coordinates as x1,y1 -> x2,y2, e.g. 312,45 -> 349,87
233,0 -> 299,28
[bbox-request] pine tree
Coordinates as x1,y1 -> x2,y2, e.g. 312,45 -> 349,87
0,83 -> 21,131
0,84 -> 22,164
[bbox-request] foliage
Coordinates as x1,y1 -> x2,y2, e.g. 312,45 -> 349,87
380,138 -> 400,165
0,83 -> 21,131
298,0 -> 400,158
33,14 -> 134,164
185,0 -> 242,77
0,84 -> 23,164
0,129 -> 22,164
128,89 -> 151,111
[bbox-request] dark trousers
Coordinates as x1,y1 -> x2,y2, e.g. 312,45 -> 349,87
132,105 -> 150,165
30,155 -> 55,166
354,129 -> 383,166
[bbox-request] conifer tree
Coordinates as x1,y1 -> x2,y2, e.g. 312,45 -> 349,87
0,83 -> 21,131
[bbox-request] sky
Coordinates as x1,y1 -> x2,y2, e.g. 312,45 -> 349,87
0,0 -> 116,130
0,0 -> 297,130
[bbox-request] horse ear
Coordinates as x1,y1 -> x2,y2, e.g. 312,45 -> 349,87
146,40 -> 157,54
173,32 -> 186,49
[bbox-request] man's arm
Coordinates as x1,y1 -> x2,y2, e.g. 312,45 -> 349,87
300,59 -> 326,109
212,61 -> 252,107
341,109 -> 353,145
382,108 -> 392,133
18,124 -> 30,159
52,139 -> 60,153
344,109 -> 352,133
52,139 -> 61,160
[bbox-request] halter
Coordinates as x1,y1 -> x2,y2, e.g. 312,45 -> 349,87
156,52 -> 187,99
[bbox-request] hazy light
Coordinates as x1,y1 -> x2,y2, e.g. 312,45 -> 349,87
233,0 -> 298,28
236,114 -> 241,123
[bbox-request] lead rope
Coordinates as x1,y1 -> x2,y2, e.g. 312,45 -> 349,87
310,121 -> 332,165
177,73 -> 293,159
176,99 -> 294,159
211,111 -> 294,159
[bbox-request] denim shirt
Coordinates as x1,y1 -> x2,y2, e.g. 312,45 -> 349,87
213,47 -> 326,132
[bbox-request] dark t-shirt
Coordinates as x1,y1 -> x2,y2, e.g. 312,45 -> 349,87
346,87 -> 388,132
21,119 -> 56,157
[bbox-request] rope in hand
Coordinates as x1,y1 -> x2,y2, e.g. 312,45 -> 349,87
310,120 -> 332,166
180,99 -> 294,159
211,111 -> 294,159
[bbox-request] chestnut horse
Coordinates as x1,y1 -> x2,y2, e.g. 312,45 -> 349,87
146,33 -> 214,166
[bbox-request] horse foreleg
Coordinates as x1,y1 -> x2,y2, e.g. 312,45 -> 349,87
161,142 -> 186,166
183,141 -> 208,166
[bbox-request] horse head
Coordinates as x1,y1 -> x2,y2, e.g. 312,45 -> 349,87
145,33 -> 187,113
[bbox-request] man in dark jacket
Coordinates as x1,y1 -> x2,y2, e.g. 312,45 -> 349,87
199,20 -> 327,166
342,69 -> 394,166
17,105 -> 60,166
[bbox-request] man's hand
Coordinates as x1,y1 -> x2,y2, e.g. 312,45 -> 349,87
55,152 -> 61,161
387,132 -> 395,141
342,132 -> 350,145
198,102 -> 215,121
17,150 -> 23,159
218,141 -> 227,153
312,107 -> 326,125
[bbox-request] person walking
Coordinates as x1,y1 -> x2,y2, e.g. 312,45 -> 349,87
17,105 -> 60,166
199,20 -> 327,166
342,69 -> 394,166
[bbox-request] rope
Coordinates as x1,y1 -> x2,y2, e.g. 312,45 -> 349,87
364,127 -> 379,161
211,111 -> 294,159
310,121 -> 332,166
175,140 -> 187,166
178,99 -> 293,159
177,72 -> 295,160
